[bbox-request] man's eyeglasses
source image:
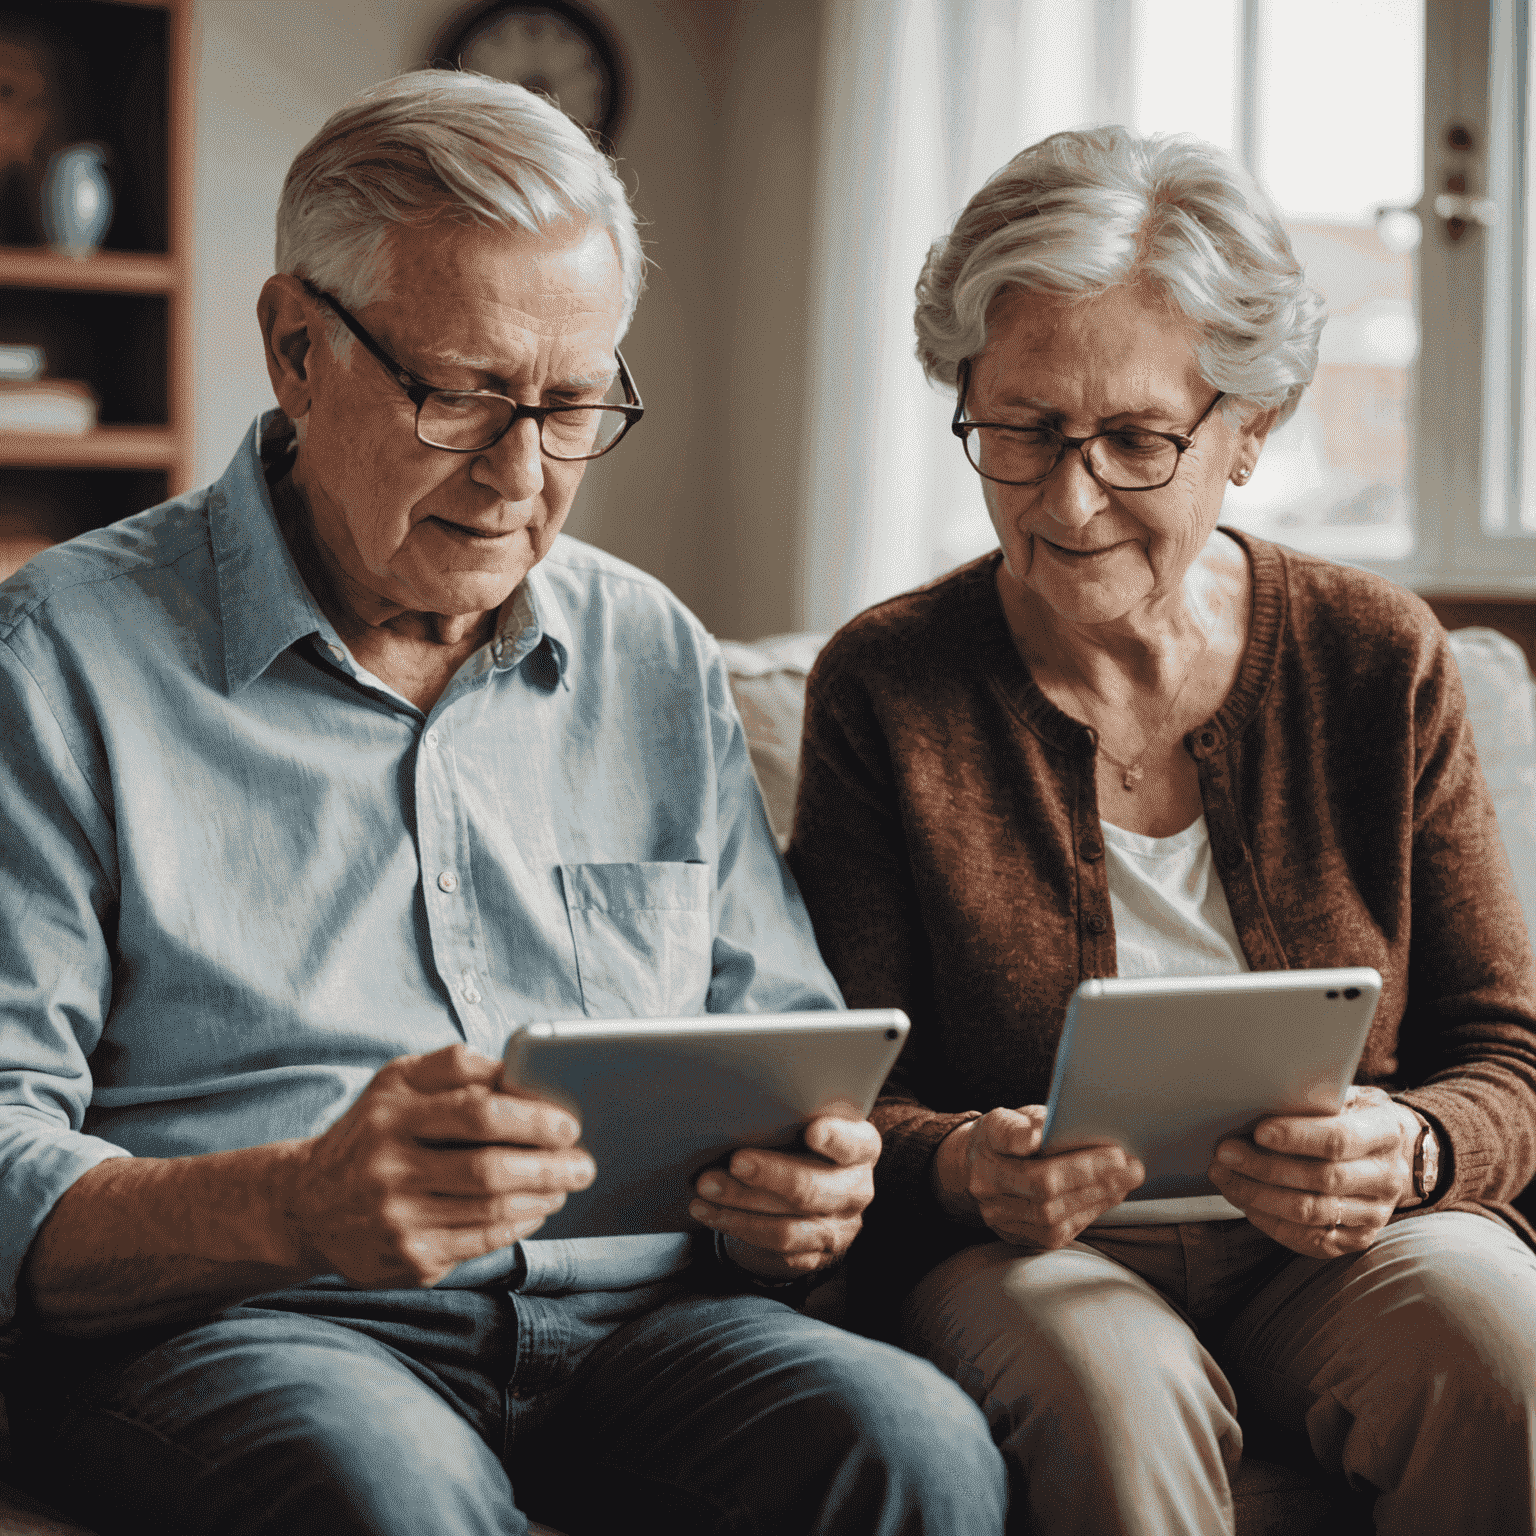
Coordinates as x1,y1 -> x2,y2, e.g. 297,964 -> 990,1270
952,358 -> 1224,492
300,279 -> 644,461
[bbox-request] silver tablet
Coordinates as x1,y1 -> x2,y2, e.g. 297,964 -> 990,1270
500,1010 -> 909,1240
1040,969 -> 1382,1212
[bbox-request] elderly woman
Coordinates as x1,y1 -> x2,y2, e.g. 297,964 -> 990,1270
786,127 -> 1536,1536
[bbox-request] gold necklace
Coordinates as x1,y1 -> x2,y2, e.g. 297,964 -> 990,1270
1061,631 -> 1209,792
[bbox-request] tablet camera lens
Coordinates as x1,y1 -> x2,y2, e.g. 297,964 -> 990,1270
1326,990 -> 1339,999
1344,987 -> 1360,1000
885,1028 -> 898,1040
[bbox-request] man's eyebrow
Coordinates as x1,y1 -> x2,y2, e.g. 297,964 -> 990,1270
426,350 -> 499,371
556,367 -> 618,390
421,352 -> 616,390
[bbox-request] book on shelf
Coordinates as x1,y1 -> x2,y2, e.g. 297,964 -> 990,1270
0,379 -> 98,435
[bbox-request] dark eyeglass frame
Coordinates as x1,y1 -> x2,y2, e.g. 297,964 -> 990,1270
951,357 -> 1225,491
299,278 -> 644,460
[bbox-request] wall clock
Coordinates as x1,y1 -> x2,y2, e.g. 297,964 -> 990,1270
433,1 -> 627,149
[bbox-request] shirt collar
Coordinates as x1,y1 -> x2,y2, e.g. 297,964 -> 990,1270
211,411 -> 573,694
509,558 -> 571,682
211,412 -> 337,696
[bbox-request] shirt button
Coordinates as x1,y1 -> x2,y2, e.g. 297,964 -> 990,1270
437,870 -> 459,893
1078,835 -> 1104,861
1086,913 -> 1108,935
463,985 -> 482,1005
425,730 -> 440,748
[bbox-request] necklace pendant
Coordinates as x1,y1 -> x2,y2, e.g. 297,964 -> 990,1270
1122,763 -> 1145,791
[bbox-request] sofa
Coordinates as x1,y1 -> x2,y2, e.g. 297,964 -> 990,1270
0,609 -> 1532,1536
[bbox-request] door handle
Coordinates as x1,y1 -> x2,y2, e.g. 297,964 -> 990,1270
1431,192 -> 1497,229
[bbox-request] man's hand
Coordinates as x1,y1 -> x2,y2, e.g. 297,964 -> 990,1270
931,1107 -> 1145,1249
687,1112 -> 880,1282
285,1043 -> 596,1288
1207,1085 -> 1419,1258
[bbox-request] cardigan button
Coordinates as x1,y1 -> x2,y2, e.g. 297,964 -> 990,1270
1199,730 -> 1217,749
1085,913 -> 1108,935
1078,834 -> 1104,861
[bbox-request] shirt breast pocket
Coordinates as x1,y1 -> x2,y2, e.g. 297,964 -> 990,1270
558,861 -> 713,1018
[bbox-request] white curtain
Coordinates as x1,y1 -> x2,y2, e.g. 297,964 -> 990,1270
795,0 -> 1120,633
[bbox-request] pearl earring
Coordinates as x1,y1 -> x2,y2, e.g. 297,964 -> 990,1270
1232,466 -> 1251,485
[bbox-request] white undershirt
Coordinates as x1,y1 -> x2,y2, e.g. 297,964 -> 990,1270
1091,815 -> 1249,1224
1101,814 -> 1248,980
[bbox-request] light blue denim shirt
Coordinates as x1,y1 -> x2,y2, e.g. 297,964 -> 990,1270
0,414 -> 841,1321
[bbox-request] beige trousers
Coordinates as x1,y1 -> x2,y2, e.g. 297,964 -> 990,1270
900,1212 -> 1536,1536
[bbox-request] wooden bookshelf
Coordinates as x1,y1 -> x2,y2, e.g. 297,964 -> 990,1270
0,425 -> 177,471
0,0 -> 191,566
0,246 -> 177,293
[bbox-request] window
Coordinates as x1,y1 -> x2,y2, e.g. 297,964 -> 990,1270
799,0 -> 1532,636
1129,0 -> 1532,589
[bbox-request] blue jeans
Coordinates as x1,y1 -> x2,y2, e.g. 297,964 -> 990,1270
4,1267 -> 1005,1536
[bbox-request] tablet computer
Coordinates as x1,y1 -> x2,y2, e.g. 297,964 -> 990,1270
1040,969 -> 1382,1215
500,1010 -> 909,1240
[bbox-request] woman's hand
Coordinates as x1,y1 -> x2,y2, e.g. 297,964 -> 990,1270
932,1107 -> 1145,1249
1207,1086 -> 1420,1258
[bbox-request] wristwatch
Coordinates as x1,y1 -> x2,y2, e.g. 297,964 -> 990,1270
1413,1117 -> 1441,1200
713,1230 -> 828,1304
1398,1107 -> 1441,1205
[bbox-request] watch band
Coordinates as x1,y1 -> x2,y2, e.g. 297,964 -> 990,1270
1394,1102 -> 1441,1204
712,1230 -> 827,1301
1412,1116 -> 1441,1200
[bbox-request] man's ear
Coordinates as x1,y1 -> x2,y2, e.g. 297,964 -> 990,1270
258,274 -> 320,421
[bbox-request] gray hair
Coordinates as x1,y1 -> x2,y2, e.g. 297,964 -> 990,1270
275,69 -> 644,353
914,126 -> 1324,427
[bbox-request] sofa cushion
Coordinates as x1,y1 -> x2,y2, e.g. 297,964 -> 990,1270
719,633 -> 828,847
1447,626 -> 1536,936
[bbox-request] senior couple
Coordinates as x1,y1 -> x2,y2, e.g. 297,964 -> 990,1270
0,69 -> 1532,1536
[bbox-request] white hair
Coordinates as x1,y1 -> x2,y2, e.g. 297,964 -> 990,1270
275,69 -> 644,353
914,126 -> 1325,427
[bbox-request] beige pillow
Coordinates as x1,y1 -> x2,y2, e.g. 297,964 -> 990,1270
1448,626 -> 1536,939
719,634 -> 828,848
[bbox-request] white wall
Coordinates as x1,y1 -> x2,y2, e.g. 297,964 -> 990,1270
190,0 -> 405,490
189,0 -> 822,638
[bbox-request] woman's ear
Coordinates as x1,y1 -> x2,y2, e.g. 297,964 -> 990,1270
1233,402 -> 1281,481
258,274 -> 317,421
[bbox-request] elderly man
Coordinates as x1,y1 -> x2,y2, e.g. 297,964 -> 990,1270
0,72 -> 1005,1536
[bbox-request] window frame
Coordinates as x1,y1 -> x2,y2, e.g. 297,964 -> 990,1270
1354,0 -> 1536,596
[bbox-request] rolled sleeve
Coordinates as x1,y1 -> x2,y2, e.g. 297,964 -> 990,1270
0,638 -> 132,1322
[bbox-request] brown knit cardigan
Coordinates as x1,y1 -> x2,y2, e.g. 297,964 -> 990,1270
787,532 -> 1536,1320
